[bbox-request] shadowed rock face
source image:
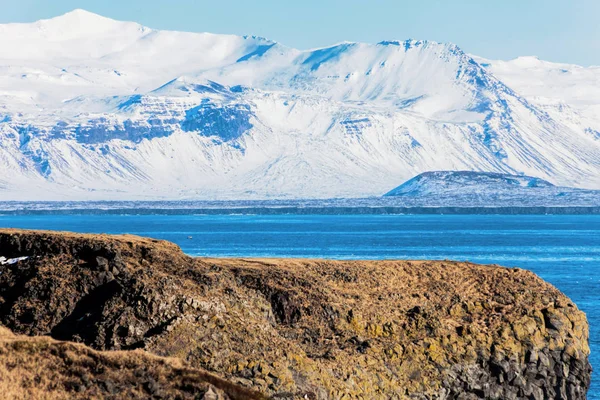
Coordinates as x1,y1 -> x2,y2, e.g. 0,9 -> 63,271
0,229 -> 592,399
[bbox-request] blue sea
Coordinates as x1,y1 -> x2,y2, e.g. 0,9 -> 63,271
1,214 -> 598,397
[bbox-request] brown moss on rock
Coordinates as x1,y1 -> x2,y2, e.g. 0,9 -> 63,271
0,229 -> 592,399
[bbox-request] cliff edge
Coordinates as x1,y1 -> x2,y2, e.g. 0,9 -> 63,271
0,229 -> 591,399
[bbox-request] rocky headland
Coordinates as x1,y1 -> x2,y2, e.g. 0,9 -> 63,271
0,229 -> 591,399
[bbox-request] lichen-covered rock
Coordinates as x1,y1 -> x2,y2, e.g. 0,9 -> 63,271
0,229 -> 591,399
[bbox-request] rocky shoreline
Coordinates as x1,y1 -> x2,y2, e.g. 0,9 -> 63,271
0,229 -> 591,399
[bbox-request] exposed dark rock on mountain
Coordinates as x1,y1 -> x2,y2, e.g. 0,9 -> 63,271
0,229 -> 591,399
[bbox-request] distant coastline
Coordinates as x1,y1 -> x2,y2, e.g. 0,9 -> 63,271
1,204 -> 598,215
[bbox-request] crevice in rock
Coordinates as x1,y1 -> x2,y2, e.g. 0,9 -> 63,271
51,280 -> 122,345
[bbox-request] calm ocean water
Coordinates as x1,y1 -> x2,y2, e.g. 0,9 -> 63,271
1,214 -> 598,397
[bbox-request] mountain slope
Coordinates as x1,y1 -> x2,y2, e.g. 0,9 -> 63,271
475,55 -> 600,150
1,11 -> 599,200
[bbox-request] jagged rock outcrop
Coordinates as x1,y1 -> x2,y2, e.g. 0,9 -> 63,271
0,229 -> 591,399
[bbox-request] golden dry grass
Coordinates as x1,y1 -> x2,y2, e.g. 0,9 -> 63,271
0,326 -> 266,400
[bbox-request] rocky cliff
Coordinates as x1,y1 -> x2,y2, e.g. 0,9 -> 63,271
0,229 -> 591,399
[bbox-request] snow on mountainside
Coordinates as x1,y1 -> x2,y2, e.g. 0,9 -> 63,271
474,55 -> 600,141
1,10 -> 600,200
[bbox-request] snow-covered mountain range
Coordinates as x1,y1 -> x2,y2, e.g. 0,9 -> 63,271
1,9 -> 599,200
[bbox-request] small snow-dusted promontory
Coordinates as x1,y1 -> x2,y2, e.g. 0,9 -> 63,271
384,171 -> 600,207
385,171 -> 555,196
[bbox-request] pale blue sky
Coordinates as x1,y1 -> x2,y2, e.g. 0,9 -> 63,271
1,0 -> 599,66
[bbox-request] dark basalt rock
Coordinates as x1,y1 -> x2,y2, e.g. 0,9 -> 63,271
0,229 -> 592,399
182,102 -> 253,141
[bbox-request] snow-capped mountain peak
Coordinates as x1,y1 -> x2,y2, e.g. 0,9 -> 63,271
38,9 -> 130,34
0,9 -> 149,62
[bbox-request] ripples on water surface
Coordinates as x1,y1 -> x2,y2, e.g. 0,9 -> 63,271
1,214 -> 598,398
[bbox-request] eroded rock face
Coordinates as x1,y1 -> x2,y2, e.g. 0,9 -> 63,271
0,229 -> 591,399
